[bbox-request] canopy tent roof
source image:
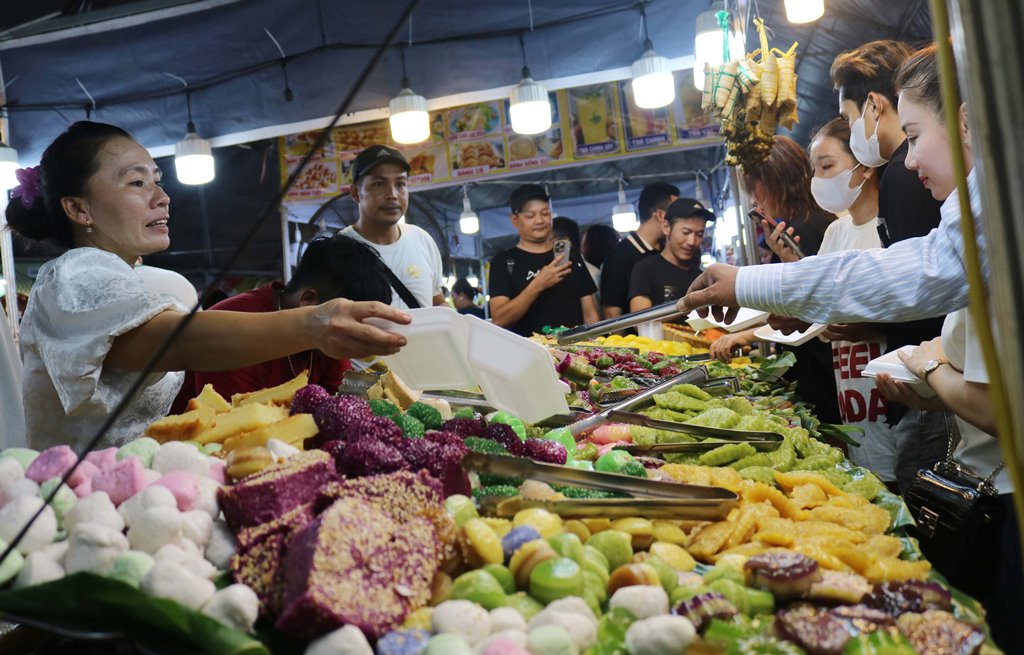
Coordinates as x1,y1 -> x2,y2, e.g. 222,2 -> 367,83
0,0 -> 934,280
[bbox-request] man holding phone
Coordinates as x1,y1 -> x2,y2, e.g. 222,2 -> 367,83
488,184 -> 600,336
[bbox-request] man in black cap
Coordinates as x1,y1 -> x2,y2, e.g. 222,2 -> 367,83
627,197 -> 713,311
600,182 -> 679,319
487,184 -> 599,336
341,144 -> 444,309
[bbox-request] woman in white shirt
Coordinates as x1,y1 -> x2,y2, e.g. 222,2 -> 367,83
8,122 -> 410,450
873,45 -> 1019,652
808,118 -> 896,485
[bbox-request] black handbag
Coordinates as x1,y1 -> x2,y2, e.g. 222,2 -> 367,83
903,416 -> 1005,598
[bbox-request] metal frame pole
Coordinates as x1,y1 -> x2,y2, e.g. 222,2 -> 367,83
0,59 -> 19,343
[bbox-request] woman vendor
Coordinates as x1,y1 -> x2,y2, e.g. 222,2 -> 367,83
7,121 -> 410,451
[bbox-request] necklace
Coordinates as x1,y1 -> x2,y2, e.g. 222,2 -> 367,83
276,290 -> 314,377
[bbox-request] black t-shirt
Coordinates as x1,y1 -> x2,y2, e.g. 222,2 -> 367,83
599,231 -> 658,310
457,305 -> 485,319
627,255 -> 702,306
770,208 -> 835,262
488,246 -> 597,336
874,139 -> 946,355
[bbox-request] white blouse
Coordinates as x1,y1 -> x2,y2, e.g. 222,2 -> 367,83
20,248 -> 186,451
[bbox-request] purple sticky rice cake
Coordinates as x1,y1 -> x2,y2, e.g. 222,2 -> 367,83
275,496 -> 440,639
218,450 -> 336,528
314,469 -> 443,521
231,502 -> 316,614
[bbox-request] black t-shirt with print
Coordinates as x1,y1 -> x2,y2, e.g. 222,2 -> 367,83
488,246 -> 597,337
627,255 -> 702,307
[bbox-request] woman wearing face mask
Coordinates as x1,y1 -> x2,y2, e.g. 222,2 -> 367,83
7,122 -> 410,451
808,118 -> 896,486
872,45 -> 1019,653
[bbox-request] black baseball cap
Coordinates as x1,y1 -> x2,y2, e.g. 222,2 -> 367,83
350,144 -> 410,182
509,184 -> 550,213
665,197 -> 716,222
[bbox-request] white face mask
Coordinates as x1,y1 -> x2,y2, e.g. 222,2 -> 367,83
849,101 -> 888,167
811,165 -> 866,214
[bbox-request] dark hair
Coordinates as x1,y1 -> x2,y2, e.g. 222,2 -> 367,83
742,135 -> 824,219
285,234 -> 392,303
552,216 -> 581,250
637,182 -> 680,222
830,40 -> 914,108
452,277 -> 477,298
810,117 -> 854,157
581,223 -> 620,267
894,44 -> 948,123
6,121 -> 133,249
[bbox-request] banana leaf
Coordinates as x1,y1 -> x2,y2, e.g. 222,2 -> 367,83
0,573 -> 268,655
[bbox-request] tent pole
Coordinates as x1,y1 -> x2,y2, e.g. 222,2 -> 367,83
280,206 -> 291,284
0,58 -> 19,343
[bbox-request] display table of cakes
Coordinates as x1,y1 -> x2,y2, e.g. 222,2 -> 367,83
0,344 -> 1002,655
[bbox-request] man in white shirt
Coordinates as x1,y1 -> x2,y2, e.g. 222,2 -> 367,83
341,145 -> 444,310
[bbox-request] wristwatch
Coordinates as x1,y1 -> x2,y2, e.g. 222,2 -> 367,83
921,358 -> 948,379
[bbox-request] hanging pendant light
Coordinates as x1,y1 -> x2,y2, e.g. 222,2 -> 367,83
611,177 -> 638,233
174,89 -> 215,185
784,0 -> 825,23
389,47 -> 430,145
459,185 -> 479,235
693,2 -> 745,89
509,32 -> 552,135
630,5 -> 675,109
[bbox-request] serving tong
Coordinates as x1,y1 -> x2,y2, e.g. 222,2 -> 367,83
601,410 -> 783,453
477,495 -> 736,521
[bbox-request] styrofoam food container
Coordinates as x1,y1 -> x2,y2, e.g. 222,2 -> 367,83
861,345 -> 937,398
365,307 -> 476,390
753,323 -> 827,346
637,321 -> 664,341
463,315 -> 571,423
686,307 -> 770,333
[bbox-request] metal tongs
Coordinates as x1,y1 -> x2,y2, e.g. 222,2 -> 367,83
567,366 -> 709,436
556,301 -> 686,345
602,410 -> 783,453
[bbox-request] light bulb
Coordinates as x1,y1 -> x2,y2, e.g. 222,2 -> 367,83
631,46 -> 675,109
388,87 -> 430,144
784,0 -> 825,23
174,130 -> 215,185
0,144 -> 19,191
611,183 -> 638,233
510,74 -> 552,135
459,212 -> 479,235
693,4 -> 746,89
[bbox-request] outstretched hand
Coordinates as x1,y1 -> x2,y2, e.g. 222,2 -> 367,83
311,299 -> 410,360
676,263 -> 741,324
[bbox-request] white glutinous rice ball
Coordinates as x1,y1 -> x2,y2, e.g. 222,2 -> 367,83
201,584 -> 259,634
65,522 -> 129,574
0,496 -> 58,554
477,629 -> 529,653
205,520 -> 237,570
153,541 -> 217,579
153,442 -> 209,477
118,485 -> 177,528
432,600 -> 492,645
141,559 -> 215,610
181,510 -> 213,548
305,625 -> 374,655
528,610 -> 596,652
0,478 -> 40,508
0,457 -> 23,489
128,506 -> 184,554
544,597 -> 598,624
42,540 -> 69,565
193,477 -> 221,519
14,551 -> 65,588
64,491 -> 124,534
624,615 -> 696,655
608,585 -> 669,620
490,606 -> 527,633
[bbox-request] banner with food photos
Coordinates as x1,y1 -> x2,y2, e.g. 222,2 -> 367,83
279,73 -> 722,204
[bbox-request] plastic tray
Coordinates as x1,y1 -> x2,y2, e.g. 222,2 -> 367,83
686,307 -> 769,333
861,345 -> 937,398
366,307 -> 476,390
753,322 -> 827,346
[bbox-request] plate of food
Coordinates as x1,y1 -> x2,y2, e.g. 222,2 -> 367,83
449,104 -> 499,135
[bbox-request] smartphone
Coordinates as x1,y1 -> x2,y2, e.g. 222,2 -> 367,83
552,238 -> 571,266
748,207 -> 777,228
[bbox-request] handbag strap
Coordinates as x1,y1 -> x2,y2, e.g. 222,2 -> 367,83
938,411 -> 1004,494
376,262 -> 422,309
